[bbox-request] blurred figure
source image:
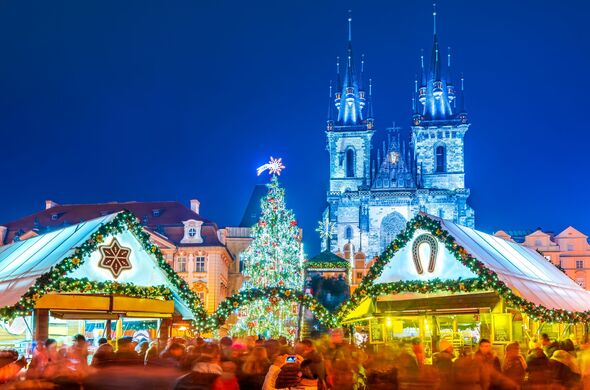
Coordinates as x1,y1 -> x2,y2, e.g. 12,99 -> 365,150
68,334 -> 89,370
91,337 -> 114,367
135,340 -> 149,360
239,345 -> 271,389
174,343 -> 223,390
502,341 -> 526,387
475,339 -> 501,372
550,349 -> 581,389
220,336 -> 234,362
0,350 -> 26,384
262,354 -> 304,390
452,346 -> 490,390
26,340 -> 50,379
220,360 -> 240,390
433,340 -> 454,390
295,339 -> 325,383
578,340 -> 590,390
525,340 -> 551,388
145,341 -> 160,365
114,336 -> 141,365
159,342 -> 186,368
541,333 -> 559,358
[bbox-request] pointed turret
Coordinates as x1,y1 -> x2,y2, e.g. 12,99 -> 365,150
331,11 -> 370,129
412,2 -> 466,125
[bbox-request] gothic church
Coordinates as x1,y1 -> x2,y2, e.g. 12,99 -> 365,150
322,6 -> 475,261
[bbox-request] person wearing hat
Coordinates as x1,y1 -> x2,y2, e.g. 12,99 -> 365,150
502,342 -> 526,387
433,339 -> 455,390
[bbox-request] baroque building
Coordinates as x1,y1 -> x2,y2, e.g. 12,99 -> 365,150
322,7 -> 475,262
0,199 -> 236,314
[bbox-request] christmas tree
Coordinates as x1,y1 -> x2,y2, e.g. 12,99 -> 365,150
233,158 -> 304,338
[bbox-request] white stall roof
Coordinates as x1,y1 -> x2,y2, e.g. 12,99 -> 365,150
0,213 -> 195,320
438,217 -> 590,313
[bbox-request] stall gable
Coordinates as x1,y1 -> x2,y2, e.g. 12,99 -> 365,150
68,230 -> 170,287
373,228 -> 477,284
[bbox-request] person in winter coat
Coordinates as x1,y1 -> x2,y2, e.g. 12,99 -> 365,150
174,343 -> 224,390
502,342 -> 526,387
550,350 -> 581,389
239,345 -> 271,389
91,337 -> 114,367
452,346 -> 490,390
525,342 -> 551,388
262,354 -> 304,390
433,340 -> 455,390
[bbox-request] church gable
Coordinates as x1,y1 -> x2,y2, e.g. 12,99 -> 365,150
373,228 -> 477,284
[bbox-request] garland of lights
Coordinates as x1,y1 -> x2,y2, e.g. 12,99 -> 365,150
207,287 -> 338,331
0,211 -> 208,328
335,214 -> 590,324
304,261 -> 350,270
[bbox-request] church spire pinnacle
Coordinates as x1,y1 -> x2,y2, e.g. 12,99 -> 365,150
332,10 -> 370,128
433,2 -> 437,35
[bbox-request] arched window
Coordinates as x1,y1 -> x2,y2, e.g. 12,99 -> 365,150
435,145 -> 446,173
380,212 -> 407,253
345,226 -> 353,241
346,149 -> 355,178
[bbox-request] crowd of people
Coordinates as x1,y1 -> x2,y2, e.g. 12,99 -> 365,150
0,331 -> 590,389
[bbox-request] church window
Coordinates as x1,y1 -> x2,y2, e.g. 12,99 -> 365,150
345,149 -> 355,177
438,209 -> 444,219
345,226 -> 353,240
380,212 -> 407,253
435,145 -> 446,173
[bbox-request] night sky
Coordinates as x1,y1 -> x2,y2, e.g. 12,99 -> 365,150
1,1 -> 588,256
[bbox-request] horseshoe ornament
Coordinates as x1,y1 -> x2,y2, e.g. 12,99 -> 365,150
411,234 -> 438,274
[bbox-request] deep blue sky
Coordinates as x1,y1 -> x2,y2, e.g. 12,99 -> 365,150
1,1 -> 589,256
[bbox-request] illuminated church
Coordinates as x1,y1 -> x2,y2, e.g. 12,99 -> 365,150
321,7 -> 475,262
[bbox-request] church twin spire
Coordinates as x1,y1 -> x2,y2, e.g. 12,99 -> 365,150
413,3 -> 468,126
327,11 -> 374,131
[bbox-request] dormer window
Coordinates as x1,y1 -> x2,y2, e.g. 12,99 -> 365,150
181,219 -> 204,244
51,214 -> 59,221
152,209 -> 161,217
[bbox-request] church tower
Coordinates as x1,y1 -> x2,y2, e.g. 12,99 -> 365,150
411,3 -> 470,192
326,13 -> 374,194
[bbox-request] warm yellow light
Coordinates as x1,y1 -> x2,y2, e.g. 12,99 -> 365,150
178,326 -> 187,331
386,317 -> 392,327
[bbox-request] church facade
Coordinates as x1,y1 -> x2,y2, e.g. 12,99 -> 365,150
322,8 -> 475,261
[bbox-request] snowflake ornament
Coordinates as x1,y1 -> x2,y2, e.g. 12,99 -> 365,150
316,220 -> 337,240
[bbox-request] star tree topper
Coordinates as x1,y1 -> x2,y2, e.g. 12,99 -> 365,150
98,238 -> 132,278
257,156 -> 285,176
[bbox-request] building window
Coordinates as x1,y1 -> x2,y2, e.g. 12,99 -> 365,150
535,239 -> 542,247
356,272 -> 363,280
345,226 -> 353,240
188,227 -> 197,237
345,149 -> 355,178
567,244 -> 574,251
194,256 -> 206,273
152,209 -> 161,217
576,260 -> 584,269
438,209 -> 444,219
51,214 -> 59,221
176,257 -> 187,273
197,292 -> 205,303
435,145 -> 446,173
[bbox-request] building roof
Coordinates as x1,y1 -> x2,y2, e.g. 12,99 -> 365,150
239,185 -> 267,228
306,250 -> 348,266
0,213 -> 197,319
1,201 -> 224,247
557,226 -> 588,239
374,214 -> 590,313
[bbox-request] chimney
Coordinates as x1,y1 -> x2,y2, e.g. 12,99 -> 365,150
45,200 -> 59,210
190,199 -> 200,215
0,226 -> 7,246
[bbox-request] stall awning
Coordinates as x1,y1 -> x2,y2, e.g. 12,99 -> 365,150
441,219 -> 590,313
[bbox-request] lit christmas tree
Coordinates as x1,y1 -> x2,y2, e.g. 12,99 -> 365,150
233,157 -> 304,338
